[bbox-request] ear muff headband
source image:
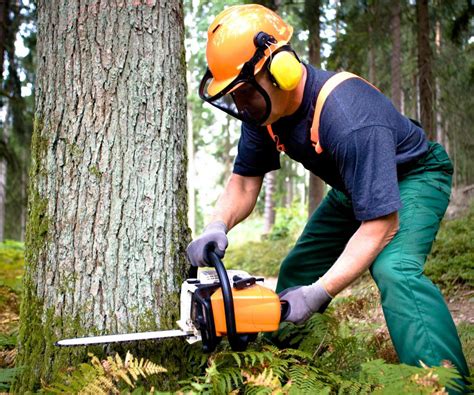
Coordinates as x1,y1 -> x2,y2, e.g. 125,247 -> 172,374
254,31 -> 303,91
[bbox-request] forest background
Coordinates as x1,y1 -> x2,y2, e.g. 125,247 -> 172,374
0,0 -> 473,393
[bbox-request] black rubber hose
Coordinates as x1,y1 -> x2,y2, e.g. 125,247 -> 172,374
205,245 -> 249,351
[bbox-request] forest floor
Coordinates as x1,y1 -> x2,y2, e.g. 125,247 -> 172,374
0,274 -> 471,373
0,205 -> 473,391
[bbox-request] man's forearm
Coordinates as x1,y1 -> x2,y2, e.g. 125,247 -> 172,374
321,212 -> 399,296
210,174 -> 263,231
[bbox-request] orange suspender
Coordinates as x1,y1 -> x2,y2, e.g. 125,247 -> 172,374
266,124 -> 286,152
266,71 -> 380,155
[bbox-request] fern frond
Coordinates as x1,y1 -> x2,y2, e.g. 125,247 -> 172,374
0,367 -> 22,392
243,367 -> 284,395
360,359 -> 462,394
43,351 -> 166,394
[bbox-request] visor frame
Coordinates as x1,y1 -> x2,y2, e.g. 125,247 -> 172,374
198,44 -> 297,126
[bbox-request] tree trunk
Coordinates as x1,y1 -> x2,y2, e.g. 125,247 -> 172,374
0,0 -> 9,88
284,161 -> 294,208
0,0 -> 12,242
20,156 -> 27,241
187,97 -> 196,237
263,170 -> 277,234
390,0 -> 402,111
256,0 -> 280,232
305,0 -> 325,217
0,105 -> 8,242
367,4 -> 377,85
435,18 -> 443,145
15,1 -> 190,392
417,0 -> 435,138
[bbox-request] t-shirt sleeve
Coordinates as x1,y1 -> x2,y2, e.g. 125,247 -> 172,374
233,122 -> 281,176
333,126 -> 402,221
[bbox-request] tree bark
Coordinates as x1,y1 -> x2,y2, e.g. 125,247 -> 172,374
390,0 -> 402,111
435,18 -> 444,145
187,98 -> 196,237
0,104 -> 8,242
0,0 -> 11,242
0,0 -> 9,89
256,0 -> 279,232
263,170 -> 277,234
15,0 -> 190,391
305,0 -> 325,217
367,4 -> 377,85
417,0 -> 435,138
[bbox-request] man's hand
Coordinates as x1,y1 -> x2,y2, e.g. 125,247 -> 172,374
279,280 -> 333,325
186,221 -> 228,267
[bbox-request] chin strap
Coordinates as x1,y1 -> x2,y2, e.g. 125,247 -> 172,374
266,71 -> 380,155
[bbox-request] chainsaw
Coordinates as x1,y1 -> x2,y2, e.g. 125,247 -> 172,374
56,249 -> 288,352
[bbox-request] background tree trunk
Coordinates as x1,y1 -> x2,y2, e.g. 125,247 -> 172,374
390,0 -> 402,111
258,0 -> 279,233
15,0 -> 190,391
187,92 -> 196,237
263,170 -> 277,234
435,16 -> 444,146
417,0 -> 435,138
0,0 -> 9,88
304,0 -> 325,217
0,0 -> 12,242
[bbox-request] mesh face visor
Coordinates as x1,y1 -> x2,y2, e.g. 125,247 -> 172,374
199,70 -> 272,125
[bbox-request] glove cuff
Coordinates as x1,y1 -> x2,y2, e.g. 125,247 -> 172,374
204,220 -> 228,234
302,280 -> 333,312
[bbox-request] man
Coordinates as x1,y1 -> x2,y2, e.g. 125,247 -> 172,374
186,3 -> 469,385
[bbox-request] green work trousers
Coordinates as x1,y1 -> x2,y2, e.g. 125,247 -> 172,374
276,142 -> 469,381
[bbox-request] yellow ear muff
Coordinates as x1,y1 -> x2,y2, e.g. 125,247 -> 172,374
269,51 -> 303,91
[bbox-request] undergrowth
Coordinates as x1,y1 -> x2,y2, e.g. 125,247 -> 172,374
225,237 -> 294,278
425,204 -> 474,294
0,240 -> 24,293
0,241 -> 23,392
44,314 -> 465,394
2,209 -> 473,393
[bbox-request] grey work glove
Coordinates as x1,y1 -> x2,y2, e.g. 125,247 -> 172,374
186,221 -> 228,267
279,280 -> 332,325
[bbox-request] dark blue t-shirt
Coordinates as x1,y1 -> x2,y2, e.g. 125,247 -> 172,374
233,64 -> 428,221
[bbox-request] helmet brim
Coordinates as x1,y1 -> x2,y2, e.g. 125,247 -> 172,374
207,75 -> 239,97
206,43 -> 284,97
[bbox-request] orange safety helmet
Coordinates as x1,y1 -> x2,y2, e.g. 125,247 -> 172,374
205,4 -> 294,97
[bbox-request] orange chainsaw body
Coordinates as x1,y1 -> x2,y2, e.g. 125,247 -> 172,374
210,283 -> 281,335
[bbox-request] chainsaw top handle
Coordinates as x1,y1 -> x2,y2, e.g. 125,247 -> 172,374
204,243 -> 250,352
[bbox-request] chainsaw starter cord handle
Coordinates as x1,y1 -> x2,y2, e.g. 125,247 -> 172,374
205,244 -> 249,352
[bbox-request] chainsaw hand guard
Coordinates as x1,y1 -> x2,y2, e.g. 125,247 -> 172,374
205,244 -> 251,351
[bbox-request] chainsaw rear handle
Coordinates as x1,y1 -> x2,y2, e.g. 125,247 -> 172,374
205,244 -> 250,351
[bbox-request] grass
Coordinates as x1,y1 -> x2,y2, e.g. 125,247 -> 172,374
425,205 -> 474,294
0,240 -> 24,293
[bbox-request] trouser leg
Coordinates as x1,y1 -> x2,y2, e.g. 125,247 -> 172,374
276,188 -> 359,293
370,143 -> 469,381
